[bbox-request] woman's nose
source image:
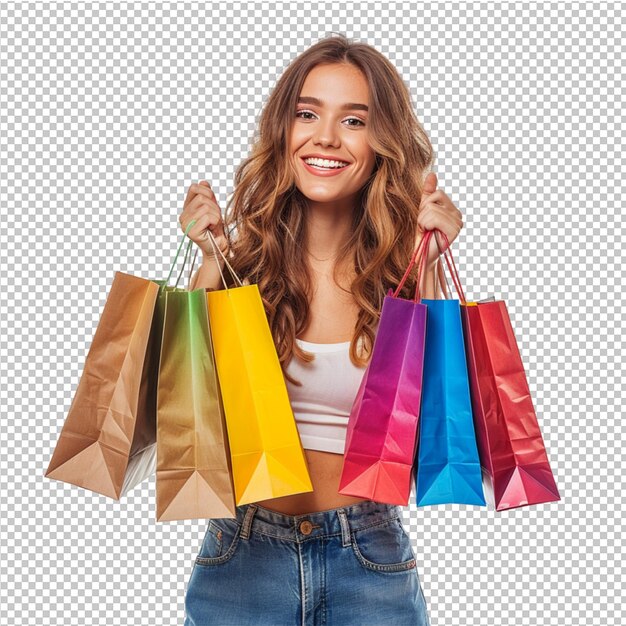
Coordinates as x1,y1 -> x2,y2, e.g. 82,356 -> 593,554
312,120 -> 340,147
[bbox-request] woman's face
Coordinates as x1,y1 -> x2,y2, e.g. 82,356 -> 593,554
289,63 -> 376,210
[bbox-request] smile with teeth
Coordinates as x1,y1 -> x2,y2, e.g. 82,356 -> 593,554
303,157 -> 350,170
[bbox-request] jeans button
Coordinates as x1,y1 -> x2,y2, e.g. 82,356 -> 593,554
299,520 -> 313,535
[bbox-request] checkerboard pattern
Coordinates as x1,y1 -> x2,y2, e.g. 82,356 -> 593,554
1,3 -> 622,625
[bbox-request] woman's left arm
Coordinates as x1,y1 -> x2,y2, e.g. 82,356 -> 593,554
416,171 -> 464,299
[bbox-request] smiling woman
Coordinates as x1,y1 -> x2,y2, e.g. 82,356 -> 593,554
290,64 -> 377,195
183,33 -> 437,626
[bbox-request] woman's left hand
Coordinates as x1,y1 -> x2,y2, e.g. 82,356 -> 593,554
415,171 -> 464,267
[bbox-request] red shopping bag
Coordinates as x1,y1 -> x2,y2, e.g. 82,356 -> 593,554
435,229 -> 561,511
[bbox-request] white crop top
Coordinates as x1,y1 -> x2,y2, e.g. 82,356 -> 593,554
285,336 -> 367,455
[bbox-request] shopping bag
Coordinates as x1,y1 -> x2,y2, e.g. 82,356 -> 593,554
432,230 -> 561,511
45,259 -> 163,501
337,231 -> 434,505
155,224 -> 237,521
202,230 -> 313,505
414,230 -> 486,507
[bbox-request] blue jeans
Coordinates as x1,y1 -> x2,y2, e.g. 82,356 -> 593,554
184,500 -> 431,625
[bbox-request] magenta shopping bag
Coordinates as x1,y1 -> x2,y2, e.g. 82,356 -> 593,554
338,231 -> 435,505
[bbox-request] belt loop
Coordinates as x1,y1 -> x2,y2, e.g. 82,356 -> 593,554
336,508 -> 351,547
240,504 -> 258,541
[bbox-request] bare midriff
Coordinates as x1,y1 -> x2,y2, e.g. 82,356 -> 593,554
253,448 -> 370,516
253,261 -> 372,516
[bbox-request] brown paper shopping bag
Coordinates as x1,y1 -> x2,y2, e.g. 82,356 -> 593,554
44,271 -> 160,500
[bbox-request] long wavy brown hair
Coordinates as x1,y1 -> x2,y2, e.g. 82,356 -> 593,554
219,33 -> 438,386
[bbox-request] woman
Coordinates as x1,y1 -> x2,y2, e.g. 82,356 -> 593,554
180,34 -> 462,626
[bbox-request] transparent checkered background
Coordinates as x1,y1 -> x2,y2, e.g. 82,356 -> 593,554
1,3 -> 622,625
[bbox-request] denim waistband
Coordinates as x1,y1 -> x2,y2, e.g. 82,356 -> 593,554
234,500 -> 401,545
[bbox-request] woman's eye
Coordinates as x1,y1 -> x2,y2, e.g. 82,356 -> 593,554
295,110 -> 316,120
295,110 -> 365,127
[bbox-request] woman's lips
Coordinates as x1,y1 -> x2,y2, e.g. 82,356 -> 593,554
300,157 -> 352,177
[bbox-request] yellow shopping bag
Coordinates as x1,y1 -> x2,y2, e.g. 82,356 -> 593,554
201,228 -> 313,505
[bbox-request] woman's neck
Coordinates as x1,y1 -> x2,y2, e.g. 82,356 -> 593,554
303,201 -> 354,261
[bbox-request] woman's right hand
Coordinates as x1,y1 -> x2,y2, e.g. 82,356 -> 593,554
178,180 -> 229,260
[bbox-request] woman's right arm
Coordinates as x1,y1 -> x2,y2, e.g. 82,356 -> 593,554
179,180 -> 231,291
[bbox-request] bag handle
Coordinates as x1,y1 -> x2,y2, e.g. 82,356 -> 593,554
172,218 -> 244,291
160,220 -> 195,292
436,233 -> 495,303
432,231 -> 453,299
430,229 -> 468,304
393,229 -> 435,302
161,218 -> 238,292
199,221 -> 244,289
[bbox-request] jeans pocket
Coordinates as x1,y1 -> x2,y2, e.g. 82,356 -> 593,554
351,517 -> 417,573
196,518 -> 242,567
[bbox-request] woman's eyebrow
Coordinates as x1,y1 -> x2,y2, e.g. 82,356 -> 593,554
297,96 -> 369,112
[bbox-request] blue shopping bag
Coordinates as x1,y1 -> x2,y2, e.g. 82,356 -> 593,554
414,235 -> 486,507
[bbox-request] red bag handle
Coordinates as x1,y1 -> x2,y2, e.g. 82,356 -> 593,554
432,229 -> 468,304
392,228 -> 468,304
393,229 -> 435,302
